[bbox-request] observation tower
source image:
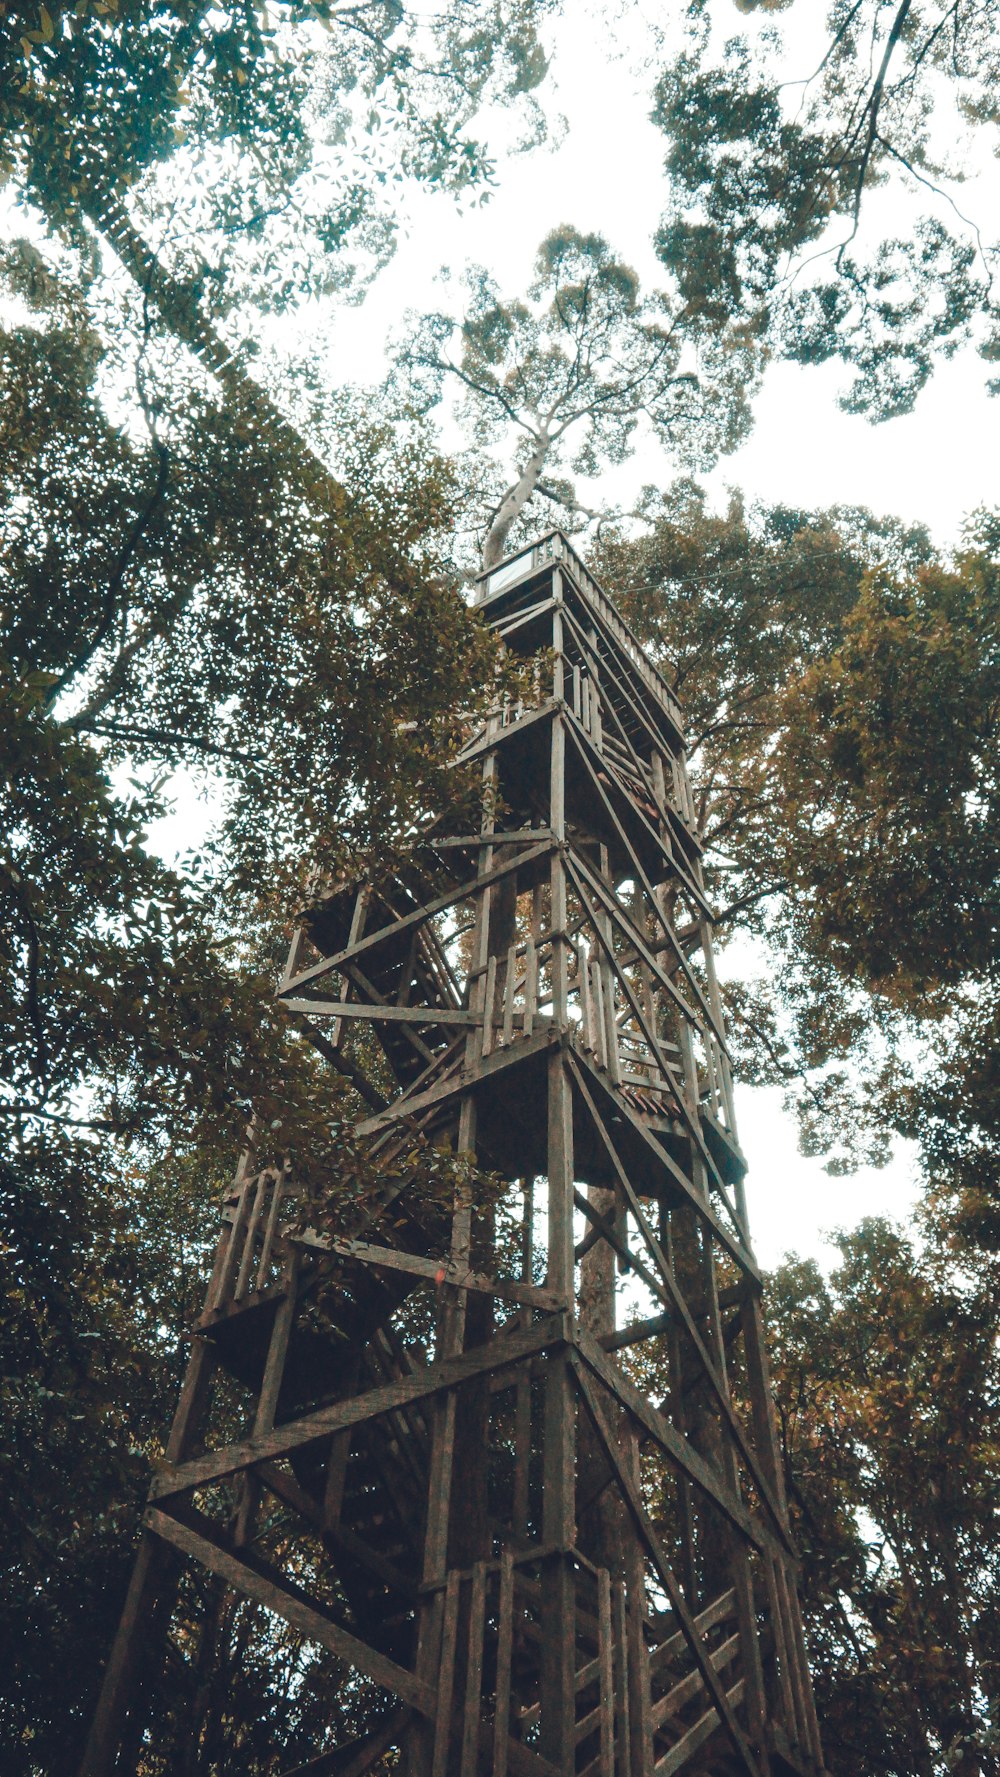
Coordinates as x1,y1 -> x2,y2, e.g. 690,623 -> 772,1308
83,533 -> 826,1777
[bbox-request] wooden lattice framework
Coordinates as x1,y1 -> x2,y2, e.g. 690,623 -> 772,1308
82,532 -> 826,1777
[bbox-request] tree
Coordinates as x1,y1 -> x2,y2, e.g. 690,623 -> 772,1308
1,1 -> 556,563
595,487 -> 1000,1770
653,1 -> 1000,418
0,3 -> 559,1761
393,223 -> 756,567
765,1220 -> 1000,1776
2,0 -> 552,279
593,487 -> 1000,1154
0,191 -> 507,1777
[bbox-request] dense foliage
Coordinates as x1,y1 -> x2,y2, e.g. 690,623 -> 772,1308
768,1218 -> 1000,1776
596,489 -> 1000,1774
654,0 -> 1000,417
0,4 -> 554,1765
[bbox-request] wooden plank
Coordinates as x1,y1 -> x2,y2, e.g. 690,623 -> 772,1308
599,1311 -> 676,1353
653,1680 -> 746,1777
144,1508 -> 435,1716
502,943 -> 517,1045
649,1590 -> 736,1678
564,864 -> 739,1228
461,1562 -> 487,1775
570,1334 -> 782,1563
570,1061 -> 794,1554
293,1231 -> 564,1313
256,1169 -> 287,1288
150,1314 -> 566,1502
77,1531 -> 176,1777
282,840 -> 553,995
430,827 -> 555,849
493,1552 -> 515,1777
612,1580 -> 631,1777
431,1570 -> 461,1777
569,1368 -> 762,1777
598,1567 -> 615,1777
235,1171 -> 269,1299
523,933 -> 537,1038
354,1021 -> 560,1138
283,999 -> 481,1026
482,954 -> 498,1056
651,1633 -> 739,1730
568,1048 -> 758,1281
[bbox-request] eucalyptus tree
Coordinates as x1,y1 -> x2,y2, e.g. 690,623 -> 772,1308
764,1219 -> 1000,1777
654,0 -> 1000,419
395,223 -> 757,568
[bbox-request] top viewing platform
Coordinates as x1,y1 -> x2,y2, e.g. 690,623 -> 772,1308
473,529 -> 684,735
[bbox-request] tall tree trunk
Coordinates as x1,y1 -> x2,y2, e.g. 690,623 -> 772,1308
481,436 -> 549,572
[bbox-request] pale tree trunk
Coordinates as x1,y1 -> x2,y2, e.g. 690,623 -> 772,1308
480,435 -> 549,572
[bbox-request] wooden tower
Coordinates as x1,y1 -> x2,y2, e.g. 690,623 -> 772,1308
82,533 -> 826,1777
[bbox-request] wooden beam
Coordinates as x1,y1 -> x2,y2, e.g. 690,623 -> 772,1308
144,1507 -> 434,1716
568,1047 -> 758,1280
150,1314 -> 567,1502
571,1327 -> 783,1562
292,1230 -> 565,1312
569,1363 -> 764,1777
282,841 -> 553,996
283,999 -> 482,1026
569,1058 -> 794,1555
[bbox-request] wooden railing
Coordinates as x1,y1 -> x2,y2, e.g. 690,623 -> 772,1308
475,528 -> 684,731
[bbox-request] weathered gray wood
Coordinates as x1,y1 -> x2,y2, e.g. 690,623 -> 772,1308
150,1314 -> 566,1501
292,1230 -> 564,1312
571,1333 -> 784,1564
570,1060 -> 794,1553
493,1552 -> 516,1777
654,1680 -> 746,1777
598,1567 -> 615,1777
460,1562 -> 488,1775
86,528 -> 823,1777
431,1570 -> 461,1777
353,1020 -> 559,1137
283,998 -> 482,1025
649,1589 -> 737,1677
651,1632 -> 740,1729
570,1365 -> 763,1777
282,840 -> 553,996
569,1046 -> 759,1279
144,1508 -> 435,1716
612,1580 -> 632,1777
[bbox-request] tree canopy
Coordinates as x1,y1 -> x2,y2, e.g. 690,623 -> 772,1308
654,0 -> 1000,417
393,222 -> 756,566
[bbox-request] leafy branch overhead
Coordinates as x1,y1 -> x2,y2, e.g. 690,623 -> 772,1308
655,0 -> 1000,417
392,224 -> 757,566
